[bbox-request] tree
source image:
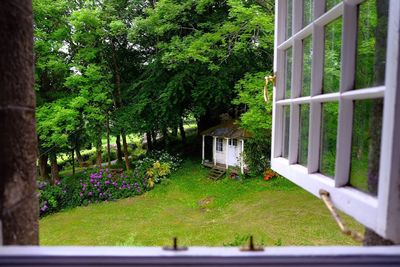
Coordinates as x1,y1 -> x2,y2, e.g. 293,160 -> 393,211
0,0 -> 39,245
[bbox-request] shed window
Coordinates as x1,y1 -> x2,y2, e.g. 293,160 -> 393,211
216,138 -> 224,152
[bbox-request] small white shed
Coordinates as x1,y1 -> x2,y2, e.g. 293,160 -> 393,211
201,120 -> 250,174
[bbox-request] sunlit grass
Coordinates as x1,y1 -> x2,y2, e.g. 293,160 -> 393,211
40,160 -> 364,246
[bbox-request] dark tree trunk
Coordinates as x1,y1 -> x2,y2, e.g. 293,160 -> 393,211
179,118 -> 186,145
38,152 -> 50,181
106,113 -> 111,167
363,0 -> 393,246
49,152 -> 60,184
75,146 -> 84,165
146,131 -> 153,151
71,148 -> 75,176
95,129 -> 102,167
116,134 -> 123,162
121,131 -> 130,170
0,0 -> 39,245
151,130 -> 157,145
171,126 -> 178,137
162,128 -> 169,147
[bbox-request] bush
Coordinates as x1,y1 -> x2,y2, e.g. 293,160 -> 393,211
78,168 -> 145,205
39,150 -> 182,217
243,137 -> 271,176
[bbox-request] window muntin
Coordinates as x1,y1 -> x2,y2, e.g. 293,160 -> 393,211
216,138 -> 223,152
273,0 -> 399,242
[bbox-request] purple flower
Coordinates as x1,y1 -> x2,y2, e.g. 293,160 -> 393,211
79,192 -> 83,197
108,174 -> 112,178
105,180 -> 110,185
97,182 -> 101,186
88,191 -> 93,196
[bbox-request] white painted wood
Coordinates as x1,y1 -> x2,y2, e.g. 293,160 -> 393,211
293,0 -> 303,34
314,3 -> 343,27
272,0 -> 400,242
1,245 -> 400,258
313,0 -> 325,20
377,0 -> 400,244
202,135 -> 205,163
340,2 -> 357,93
335,99 -> 353,187
341,86 -> 385,99
271,157 -> 378,229
276,87 -> 385,105
241,140 -> 244,174
225,138 -> 229,169
307,102 -> 321,173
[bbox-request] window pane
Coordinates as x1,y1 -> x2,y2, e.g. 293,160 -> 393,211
355,0 -> 389,89
298,104 -> 310,166
303,0 -> 313,27
285,47 -> 292,99
325,0 -> 341,11
302,36 -> 312,96
287,0 -> 293,39
323,18 -> 342,94
319,102 -> 338,177
349,99 -> 383,195
283,105 -> 290,158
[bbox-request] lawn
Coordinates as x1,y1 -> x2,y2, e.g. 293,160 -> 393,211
40,160 -> 363,246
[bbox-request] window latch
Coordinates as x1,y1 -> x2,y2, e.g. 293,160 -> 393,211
264,74 -> 276,102
319,190 -> 364,243
163,237 -> 188,251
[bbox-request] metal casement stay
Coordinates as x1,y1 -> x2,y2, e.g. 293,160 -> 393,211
264,73 -> 277,102
319,189 -> 364,243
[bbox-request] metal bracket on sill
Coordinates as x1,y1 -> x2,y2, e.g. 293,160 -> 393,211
240,235 -> 264,252
163,237 -> 188,251
319,189 -> 364,243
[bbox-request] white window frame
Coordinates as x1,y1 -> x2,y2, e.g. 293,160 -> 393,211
271,0 -> 400,243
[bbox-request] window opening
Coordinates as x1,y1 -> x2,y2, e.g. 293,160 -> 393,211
216,138 -> 224,152
323,17 -> 342,94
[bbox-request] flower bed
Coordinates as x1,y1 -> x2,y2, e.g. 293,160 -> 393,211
39,151 -> 181,217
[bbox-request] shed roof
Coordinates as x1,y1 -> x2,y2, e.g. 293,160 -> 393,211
201,120 -> 251,139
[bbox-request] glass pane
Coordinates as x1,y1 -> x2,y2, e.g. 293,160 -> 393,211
298,104 -> 310,166
319,102 -> 338,177
326,0 -> 341,11
349,99 -> 383,195
302,36 -> 312,96
303,0 -> 313,27
355,0 -> 389,89
285,47 -> 292,99
283,105 -> 290,158
287,0 -> 293,39
323,18 -> 342,94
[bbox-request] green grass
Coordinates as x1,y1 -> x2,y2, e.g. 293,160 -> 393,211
40,160 -> 363,246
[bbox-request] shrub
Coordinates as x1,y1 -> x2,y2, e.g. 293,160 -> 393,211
78,168 -> 145,205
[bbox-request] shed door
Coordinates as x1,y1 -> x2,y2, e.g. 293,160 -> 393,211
228,139 -> 238,166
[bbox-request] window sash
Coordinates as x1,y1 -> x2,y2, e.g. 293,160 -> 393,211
272,0 -> 400,243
